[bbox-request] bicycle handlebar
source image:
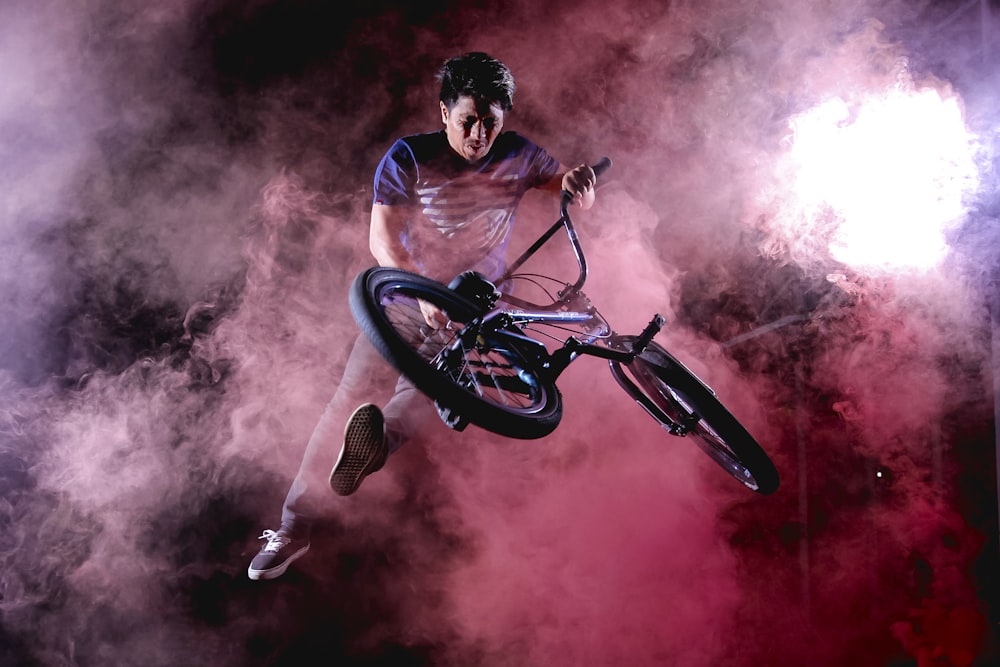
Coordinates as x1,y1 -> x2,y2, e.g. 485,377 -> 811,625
558,157 -> 612,294
592,156 -> 613,177
501,156 -> 613,302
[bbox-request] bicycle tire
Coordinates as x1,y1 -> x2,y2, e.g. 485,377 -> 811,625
350,267 -> 562,439
611,337 -> 779,494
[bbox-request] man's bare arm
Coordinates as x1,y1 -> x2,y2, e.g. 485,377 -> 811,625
369,204 -> 420,272
368,203 -> 449,328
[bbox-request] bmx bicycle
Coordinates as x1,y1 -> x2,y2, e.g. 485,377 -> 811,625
350,158 -> 779,494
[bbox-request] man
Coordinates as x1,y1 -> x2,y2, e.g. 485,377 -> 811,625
248,52 -> 598,580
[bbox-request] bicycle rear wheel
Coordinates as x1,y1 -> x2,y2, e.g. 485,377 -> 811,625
611,337 -> 779,494
350,267 -> 562,439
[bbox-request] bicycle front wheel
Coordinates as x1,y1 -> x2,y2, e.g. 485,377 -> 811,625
350,267 -> 562,439
611,337 -> 779,494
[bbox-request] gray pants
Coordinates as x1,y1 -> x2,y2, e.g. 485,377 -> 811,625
279,334 -> 437,534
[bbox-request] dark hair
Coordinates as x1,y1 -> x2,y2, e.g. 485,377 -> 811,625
437,52 -> 515,111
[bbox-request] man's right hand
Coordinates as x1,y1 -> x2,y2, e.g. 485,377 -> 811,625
419,299 -> 451,329
561,164 -> 597,209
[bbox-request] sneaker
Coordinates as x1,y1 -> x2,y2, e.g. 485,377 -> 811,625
329,403 -> 388,496
247,529 -> 310,581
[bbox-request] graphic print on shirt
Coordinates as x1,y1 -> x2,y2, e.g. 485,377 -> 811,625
415,171 -> 521,254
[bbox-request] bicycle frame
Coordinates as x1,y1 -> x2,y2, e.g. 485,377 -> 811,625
467,161 -> 666,382
476,191 -> 713,439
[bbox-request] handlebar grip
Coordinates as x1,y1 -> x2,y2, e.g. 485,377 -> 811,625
592,156 -> 612,178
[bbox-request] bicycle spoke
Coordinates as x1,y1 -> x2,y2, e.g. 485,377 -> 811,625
606,336 -> 777,494
379,302 -> 537,410
355,267 -> 562,440
454,350 -> 533,407
479,351 -> 530,407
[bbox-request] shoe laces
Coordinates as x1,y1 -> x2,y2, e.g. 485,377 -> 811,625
258,529 -> 291,553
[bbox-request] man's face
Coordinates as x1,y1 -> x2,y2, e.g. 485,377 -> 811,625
441,95 -> 505,162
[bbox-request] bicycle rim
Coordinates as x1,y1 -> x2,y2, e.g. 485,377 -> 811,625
351,268 -> 562,439
613,338 -> 779,494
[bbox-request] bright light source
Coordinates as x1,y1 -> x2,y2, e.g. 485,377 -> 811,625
780,87 -> 979,273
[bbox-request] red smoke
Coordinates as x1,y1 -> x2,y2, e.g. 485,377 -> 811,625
0,1 -> 996,666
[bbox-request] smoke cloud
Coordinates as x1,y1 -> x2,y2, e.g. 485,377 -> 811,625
1,0 -> 997,665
